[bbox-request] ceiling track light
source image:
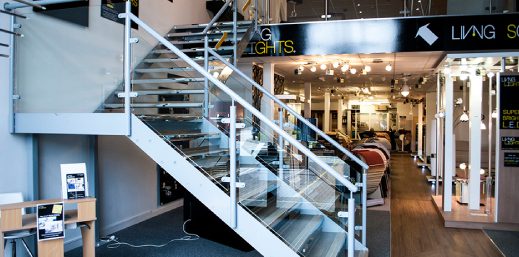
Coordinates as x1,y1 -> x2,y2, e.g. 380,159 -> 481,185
385,63 -> 392,72
320,63 -> 327,70
350,68 -> 357,75
332,62 -> 340,69
364,65 -> 372,73
310,66 -> 317,72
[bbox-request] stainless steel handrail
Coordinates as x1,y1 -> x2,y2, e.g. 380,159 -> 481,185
206,48 -> 370,171
121,11 -> 359,193
4,0 -> 85,10
202,0 -> 233,35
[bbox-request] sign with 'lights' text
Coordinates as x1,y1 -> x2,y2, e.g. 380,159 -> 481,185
500,74 -> 519,130
245,13 -> 519,57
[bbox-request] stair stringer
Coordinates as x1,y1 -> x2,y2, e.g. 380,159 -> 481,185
128,114 -> 298,257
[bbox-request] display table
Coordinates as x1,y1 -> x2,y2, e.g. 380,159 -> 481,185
0,198 -> 96,257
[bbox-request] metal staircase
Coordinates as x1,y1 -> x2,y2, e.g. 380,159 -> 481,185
7,1 -> 371,256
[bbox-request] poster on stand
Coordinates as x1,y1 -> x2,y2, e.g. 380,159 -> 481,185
61,163 -> 88,200
101,0 -> 139,29
37,202 -> 65,241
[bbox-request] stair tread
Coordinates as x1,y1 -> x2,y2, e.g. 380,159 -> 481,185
143,55 -> 230,63
277,214 -> 324,252
306,232 -> 346,257
137,114 -> 203,121
173,21 -> 253,30
134,67 -> 217,73
117,89 -> 205,96
152,46 -> 234,54
254,197 -> 301,228
132,78 -> 204,84
167,29 -> 248,38
105,102 -> 203,109
162,131 -> 220,139
180,146 -> 228,158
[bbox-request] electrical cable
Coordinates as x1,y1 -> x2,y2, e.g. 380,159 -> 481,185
105,219 -> 199,249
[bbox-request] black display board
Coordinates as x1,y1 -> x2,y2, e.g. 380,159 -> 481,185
504,152 -> 519,167
245,13 -> 519,57
34,0 -> 89,27
502,136 -> 519,150
101,0 -> 138,29
500,74 -> 519,129
37,203 -> 65,241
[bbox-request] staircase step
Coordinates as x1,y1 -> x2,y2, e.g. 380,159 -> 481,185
117,89 -> 205,96
132,78 -> 204,84
173,20 -> 253,30
143,55 -> 230,63
162,131 -> 220,141
306,232 -> 346,257
105,102 -> 203,109
152,46 -> 234,54
167,29 -> 248,38
135,67 -> 203,73
137,114 -> 203,121
277,214 -> 324,252
180,146 -> 228,158
255,197 -> 301,228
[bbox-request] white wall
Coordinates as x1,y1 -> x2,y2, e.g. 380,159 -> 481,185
13,0 -> 210,112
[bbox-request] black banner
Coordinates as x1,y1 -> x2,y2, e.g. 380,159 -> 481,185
245,13 -> 519,57
101,0 -> 138,29
34,0 -> 89,27
500,74 -> 519,130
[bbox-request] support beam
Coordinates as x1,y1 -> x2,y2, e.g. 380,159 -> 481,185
262,62 -> 275,139
468,75 -> 483,210
417,102 -> 424,157
324,92 -> 331,132
443,75 -> 454,211
304,82 -> 311,119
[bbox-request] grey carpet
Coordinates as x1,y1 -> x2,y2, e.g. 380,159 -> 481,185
485,230 -> 519,257
66,207 -> 390,257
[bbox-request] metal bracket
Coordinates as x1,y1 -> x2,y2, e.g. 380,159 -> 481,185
354,226 -> 363,231
220,118 -> 245,128
221,177 -> 245,188
338,211 -> 349,218
13,24 -> 21,29
117,92 -> 138,98
130,37 -> 139,44
355,182 -> 363,188
117,13 -> 127,19
12,95 -> 20,100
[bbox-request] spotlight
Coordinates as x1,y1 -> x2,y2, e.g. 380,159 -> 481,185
294,68 -> 302,75
492,109 -> 497,118
310,66 -> 317,72
364,65 -> 372,72
481,121 -> 487,130
459,163 -> 467,170
298,65 -> 305,72
320,63 -> 327,70
487,71 -> 495,78
444,66 -> 451,74
385,63 -> 392,72
460,112 -> 469,122
460,72 -> 469,81
350,68 -> 357,74
333,62 -> 340,69
341,64 -> 350,72
212,72 -> 220,78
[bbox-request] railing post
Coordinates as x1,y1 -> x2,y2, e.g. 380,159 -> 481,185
8,15 -> 15,133
278,108 -> 284,179
123,0 -> 132,136
264,0 -> 270,24
348,195 -> 355,257
254,0 -> 259,31
232,0 -> 238,66
362,169 -> 368,246
204,35 -> 209,117
229,104 -> 237,229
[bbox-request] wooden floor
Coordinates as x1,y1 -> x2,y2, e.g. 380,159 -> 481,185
390,154 -> 504,257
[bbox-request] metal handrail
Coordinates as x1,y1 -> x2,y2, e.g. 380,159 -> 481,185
206,48 -> 370,171
4,0 -> 84,10
121,12 -> 359,193
202,0 -> 233,35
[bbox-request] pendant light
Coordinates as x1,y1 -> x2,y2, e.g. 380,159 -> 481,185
350,68 -> 357,75
460,112 -> 469,122
460,80 -> 469,122
341,63 -> 350,73
385,63 -> 392,72
310,66 -> 317,72
401,84 -> 410,97
320,63 -> 327,70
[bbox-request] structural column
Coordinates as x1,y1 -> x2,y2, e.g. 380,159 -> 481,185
262,63 -> 275,139
443,75 -> 454,211
324,92 -> 331,132
304,82 -> 312,118
469,75 -> 483,210
337,98 -> 344,132
417,102 -> 424,157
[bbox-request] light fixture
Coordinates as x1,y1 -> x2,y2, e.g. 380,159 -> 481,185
459,163 -> 467,170
333,62 -> 340,69
443,66 -> 451,74
401,84 -> 410,97
460,111 -> 469,122
310,66 -> 317,72
350,68 -> 357,74
481,120 -> 487,130
492,109 -> 498,118
385,63 -> 392,72
460,72 -> 469,81
487,71 -> 495,78
341,64 -> 349,72
368,95 -> 374,100
320,63 -> 327,70
364,65 -> 372,72
212,71 -> 220,78
455,98 -> 463,105
480,169 -> 486,175
298,65 -> 305,72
